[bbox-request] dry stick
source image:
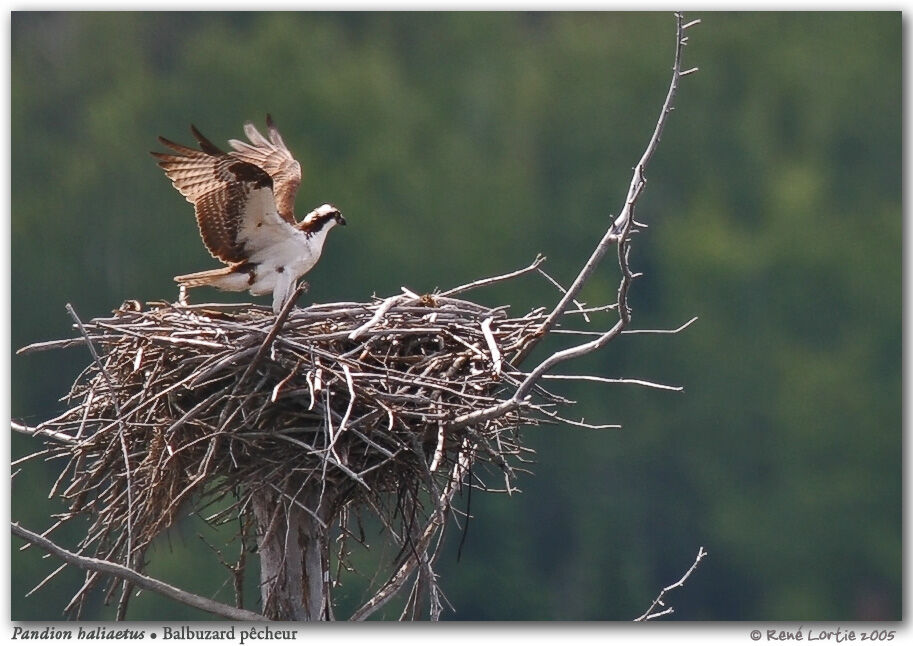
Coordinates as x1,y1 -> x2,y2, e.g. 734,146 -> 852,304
16,337 -> 90,355
608,16 -> 699,240
553,316 -> 699,337
26,562 -> 69,597
447,13 -> 697,434
11,421 -> 77,445
11,448 -> 52,468
348,295 -> 405,340
237,284 -> 305,386
539,374 -> 684,393
11,522 -> 266,621
479,317 -> 502,376
535,266 -> 591,323
634,546 -> 708,621
622,316 -> 699,335
437,254 -> 546,298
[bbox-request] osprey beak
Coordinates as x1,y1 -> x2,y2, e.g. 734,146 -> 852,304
337,215 -> 347,226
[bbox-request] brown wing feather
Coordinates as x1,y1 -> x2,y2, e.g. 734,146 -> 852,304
152,130 -> 273,264
227,114 -> 302,224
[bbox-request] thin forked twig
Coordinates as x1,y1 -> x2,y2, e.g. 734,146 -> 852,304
635,546 -> 708,621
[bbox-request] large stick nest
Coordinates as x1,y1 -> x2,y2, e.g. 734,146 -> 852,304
23,285 -> 567,614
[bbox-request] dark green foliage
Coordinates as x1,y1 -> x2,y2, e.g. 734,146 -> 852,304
11,11 -> 899,620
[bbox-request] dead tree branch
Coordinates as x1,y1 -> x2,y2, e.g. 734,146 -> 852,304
512,12 -> 700,365
448,12 -> 699,433
12,421 -> 77,445
635,546 -> 708,621
10,522 -> 266,621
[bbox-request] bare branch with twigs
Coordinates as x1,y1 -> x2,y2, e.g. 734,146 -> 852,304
635,546 -> 708,621
447,12 -> 698,433
511,13 -> 700,367
11,522 -> 266,622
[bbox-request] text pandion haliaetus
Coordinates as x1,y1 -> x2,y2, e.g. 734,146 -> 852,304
152,115 -> 345,313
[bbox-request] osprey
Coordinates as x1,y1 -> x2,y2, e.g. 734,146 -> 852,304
152,115 -> 345,313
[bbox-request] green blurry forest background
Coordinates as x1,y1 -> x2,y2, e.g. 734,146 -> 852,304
11,12 -> 900,621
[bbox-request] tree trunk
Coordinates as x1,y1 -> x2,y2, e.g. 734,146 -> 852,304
251,487 -> 330,620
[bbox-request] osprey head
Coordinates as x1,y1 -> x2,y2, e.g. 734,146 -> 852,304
302,203 -> 346,233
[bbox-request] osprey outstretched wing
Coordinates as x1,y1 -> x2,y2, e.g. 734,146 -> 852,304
152,116 -> 345,312
226,116 -> 302,224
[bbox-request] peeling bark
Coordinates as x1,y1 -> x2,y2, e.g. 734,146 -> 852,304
251,487 -> 330,621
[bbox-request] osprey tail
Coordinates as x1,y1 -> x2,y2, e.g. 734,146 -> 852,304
175,266 -> 245,290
